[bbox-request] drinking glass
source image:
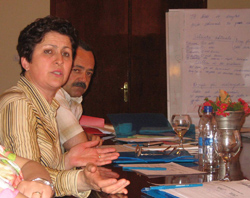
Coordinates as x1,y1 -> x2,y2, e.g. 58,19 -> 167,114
213,129 -> 241,181
171,175 -> 190,184
171,114 -> 191,156
197,105 -> 203,118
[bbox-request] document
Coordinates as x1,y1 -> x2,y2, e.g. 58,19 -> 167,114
115,136 -> 192,143
99,144 -> 136,152
119,162 -> 205,176
160,179 -> 250,198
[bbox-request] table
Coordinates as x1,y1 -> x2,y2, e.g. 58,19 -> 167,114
64,136 -> 250,198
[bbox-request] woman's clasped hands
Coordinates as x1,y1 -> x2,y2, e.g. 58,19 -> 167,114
64,140 -> 130,195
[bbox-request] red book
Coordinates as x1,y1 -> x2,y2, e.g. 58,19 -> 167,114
79,115 -> 105,127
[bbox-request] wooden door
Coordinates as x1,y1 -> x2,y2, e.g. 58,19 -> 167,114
51,0 -> 129,122
51,0 -> 207,122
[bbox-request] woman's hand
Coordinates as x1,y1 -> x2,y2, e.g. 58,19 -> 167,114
78,163 -> 130,194
65,140 -> 120,169
97,166 -> 120,179
17,180 -> 54,198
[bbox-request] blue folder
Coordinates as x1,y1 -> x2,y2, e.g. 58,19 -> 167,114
108,113 -> 174,136
141,188 -> 179,198
112,152 -> 197,164
108,113 -> 196,139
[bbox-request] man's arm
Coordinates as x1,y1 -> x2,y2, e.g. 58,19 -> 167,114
56,90 -> 102,150
63,132 -> 88,150
56,90 -> 90,149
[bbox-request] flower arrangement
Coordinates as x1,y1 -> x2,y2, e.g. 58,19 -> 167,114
202,89 -> 250,117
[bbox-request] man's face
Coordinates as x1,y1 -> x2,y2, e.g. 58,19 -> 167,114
63,47 -> 95,97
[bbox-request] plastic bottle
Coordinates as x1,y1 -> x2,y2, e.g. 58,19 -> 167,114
198,106 -> 209,168
198,106 -> 217,171
203,106 -> 217,172
198,126 -> 204,168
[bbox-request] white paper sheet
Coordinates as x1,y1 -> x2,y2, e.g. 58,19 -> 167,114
119,162 -> 205,176
162,179 -> 250,198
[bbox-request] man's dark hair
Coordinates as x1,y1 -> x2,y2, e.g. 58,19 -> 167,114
17,15 -> 79,75
78,39 -> 93,53
78,39 -> 96,65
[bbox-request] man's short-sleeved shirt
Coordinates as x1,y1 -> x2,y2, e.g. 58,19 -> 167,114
55,88 -> 84,145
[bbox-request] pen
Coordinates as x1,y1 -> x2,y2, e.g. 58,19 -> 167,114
123,167 -> 167,171
143,141 -> 164,147
149,183 -> 203,190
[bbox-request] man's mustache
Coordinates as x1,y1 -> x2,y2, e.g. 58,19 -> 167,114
72,82 -> 86,89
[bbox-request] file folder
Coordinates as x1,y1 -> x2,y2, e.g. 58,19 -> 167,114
141,188 -> 179,198
141,184 -> 203,198
112,152 -> 197,164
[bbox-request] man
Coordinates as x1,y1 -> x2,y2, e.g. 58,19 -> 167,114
56,40 -> 102,150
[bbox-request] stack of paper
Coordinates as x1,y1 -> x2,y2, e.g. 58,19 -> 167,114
79,115 -> 115,139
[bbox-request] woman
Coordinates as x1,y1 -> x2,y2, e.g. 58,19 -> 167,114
0,145 -> 53,198
0,16 -> 129,197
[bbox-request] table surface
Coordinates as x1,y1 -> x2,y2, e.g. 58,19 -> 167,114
64,136 -> 250,198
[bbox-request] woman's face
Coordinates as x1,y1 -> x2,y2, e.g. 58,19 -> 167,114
22,31 -> 73,98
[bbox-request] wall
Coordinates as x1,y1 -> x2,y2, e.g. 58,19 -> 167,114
208,0 -> 250,180
208,0 -> 250,8
0,0 -> 250,94
0,0 -> 49,94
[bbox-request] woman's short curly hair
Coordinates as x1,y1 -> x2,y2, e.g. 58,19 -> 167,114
17,15 -> 79,75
